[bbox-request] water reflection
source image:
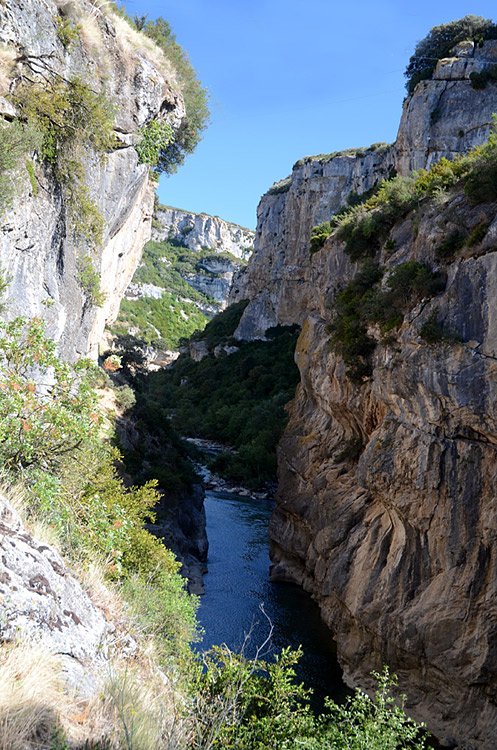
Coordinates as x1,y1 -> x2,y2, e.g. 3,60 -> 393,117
198,490 -> 349,706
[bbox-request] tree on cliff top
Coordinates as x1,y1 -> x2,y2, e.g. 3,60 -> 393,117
405,15 -> 497,93
142,17 -> 210,173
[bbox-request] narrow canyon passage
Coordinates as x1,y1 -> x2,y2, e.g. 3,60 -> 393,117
197,488 -> 349,706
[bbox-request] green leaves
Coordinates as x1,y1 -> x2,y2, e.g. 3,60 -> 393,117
191,652 -> 429,750
404,16 -> 497,93
0,316 -> 100,473
135,119 -> 174,174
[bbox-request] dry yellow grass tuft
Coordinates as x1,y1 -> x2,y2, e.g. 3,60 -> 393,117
78,14 -> 104,58
0,644 -> 71,750
109,12 -> 177,86
0,45 -> 16,98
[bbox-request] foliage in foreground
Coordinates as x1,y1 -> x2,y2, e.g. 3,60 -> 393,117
113,10 -> 210,174
0,306 -> 198,662
191,644 -> 428,750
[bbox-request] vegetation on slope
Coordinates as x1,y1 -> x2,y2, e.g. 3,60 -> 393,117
0,282 -> 432,748
0,1 -> 209,312
110,237 -> 247,350
307,118 -> 497,383
114,9 -> 210,173
405,15 -> 497,93
123,302 -> 301,489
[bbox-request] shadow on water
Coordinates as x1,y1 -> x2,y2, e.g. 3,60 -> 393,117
196,488 -> 441,747
197,489 -> 351,708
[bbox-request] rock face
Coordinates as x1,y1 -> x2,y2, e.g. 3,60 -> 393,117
187,256 -> 241,305
231,40 -> 497,342
148,485 -> 208,596
0,0 -> 185,361
231,43 -> 497,750
269,193 -> 497,749
153,205 -> 254,260
0,494 -> 111,696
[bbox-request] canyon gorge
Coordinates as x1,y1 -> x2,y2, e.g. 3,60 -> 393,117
1,3 -> 497,748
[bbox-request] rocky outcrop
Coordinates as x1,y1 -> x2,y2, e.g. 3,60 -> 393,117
231,41 -> 497,341
396,40 -> 497,173
227,39 -> 497,750
268,190 -> 497,749
153,205 -> 254,259
0,0 -> 185,361
148,485 -> 208,596
186,255 -> 241,305
0,494 -> 112,696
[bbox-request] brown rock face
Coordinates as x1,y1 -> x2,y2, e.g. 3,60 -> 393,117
231,41 -> 497,344
269,196 -> 497,748
231,43 -> 497,750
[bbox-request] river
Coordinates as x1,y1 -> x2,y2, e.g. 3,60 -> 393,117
197,488 -> 350,707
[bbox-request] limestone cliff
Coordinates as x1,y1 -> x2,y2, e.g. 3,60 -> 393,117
0,493 -> 113,696
232,41 -> 497,750
0,0 -> 186,361
153,205 -> 254,260
230,40 -> 497,341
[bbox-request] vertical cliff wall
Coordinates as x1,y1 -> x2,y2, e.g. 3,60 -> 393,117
231,40 -> 497,342
153,205 -> 254,259
0,0 -> 186,361
231,41 -> 497,749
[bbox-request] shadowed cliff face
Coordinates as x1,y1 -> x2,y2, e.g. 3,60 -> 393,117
267,196 -> 497,748
0,0 -> 185,361
231,41 -> 497,750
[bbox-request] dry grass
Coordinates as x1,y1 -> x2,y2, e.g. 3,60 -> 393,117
0,479 -> 61,549
0,480 -> 190,748
0,644 -> 72,750
109,12 -> 177,86
0,45 -> 16,98
78,14 -> 104,58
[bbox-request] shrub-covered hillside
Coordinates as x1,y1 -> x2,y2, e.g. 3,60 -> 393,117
126,302 -> 301,489
110,236 -> 246,351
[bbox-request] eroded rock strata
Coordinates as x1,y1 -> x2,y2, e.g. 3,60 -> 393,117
230,40 -> 497,341
0,0 -> 185,361
232,43 -> 497,749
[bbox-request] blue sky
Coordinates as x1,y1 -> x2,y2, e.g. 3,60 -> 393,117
122,1 -> 497,229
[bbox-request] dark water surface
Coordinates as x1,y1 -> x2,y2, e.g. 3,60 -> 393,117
197,489 -> 350,706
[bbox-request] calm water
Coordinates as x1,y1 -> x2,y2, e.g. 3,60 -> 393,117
197,489 -> 350,706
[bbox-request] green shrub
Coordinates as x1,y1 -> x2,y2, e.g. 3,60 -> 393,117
328,261 -> 445,383
77,255 -> 106,307
114,384 -> 136,410
135,119 -> 174,174
336,176 -> 419,262
470,64 -> 497,89
0,315 -> 101,474
191,300 -> 249,350
435,230 -> 466,259
337,436 -> 364,462
310,222 -> 333,254
467,220 -> 491,246
0,119 -> 41,213
463,122 -> 497,203
13,74 -> 116,248
191,651 -> 429,750
25,159 -> 38,196
420,311 -> 445,344
140,17 -> 210,174
55,15 -> 80,49
405,16 -> 497,93
267,175 -> 292,195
